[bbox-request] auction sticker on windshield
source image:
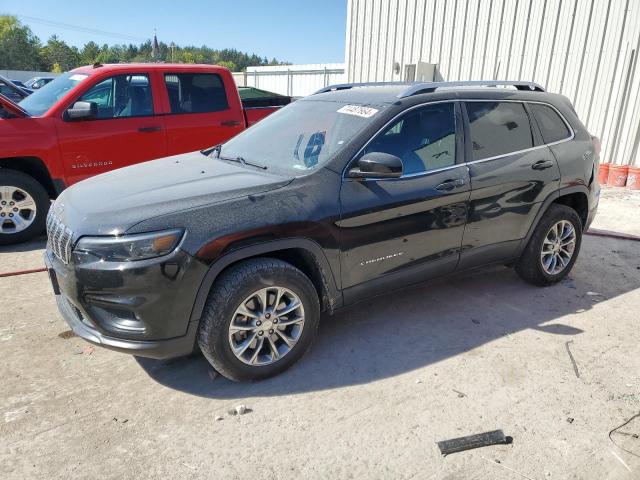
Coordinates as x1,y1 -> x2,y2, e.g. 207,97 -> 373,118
337,105 -> 379,118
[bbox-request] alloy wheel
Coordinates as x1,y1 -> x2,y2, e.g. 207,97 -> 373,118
228,286 -> 305,366
540,220 -> 576,275
0,186 -> 37,235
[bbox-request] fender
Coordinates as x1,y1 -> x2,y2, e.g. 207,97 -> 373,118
189,238 -> 342,322
518,184 -> 591,253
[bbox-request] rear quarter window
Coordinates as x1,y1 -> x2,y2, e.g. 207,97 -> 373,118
164,73 -> 228,114
465,101 -> 534,161
530,103 -> 572,144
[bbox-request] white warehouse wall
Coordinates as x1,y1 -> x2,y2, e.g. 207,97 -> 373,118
345,0 -> 640,166
245,64 -> 346,97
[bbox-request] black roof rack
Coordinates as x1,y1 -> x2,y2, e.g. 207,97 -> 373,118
313,80 -> 545,97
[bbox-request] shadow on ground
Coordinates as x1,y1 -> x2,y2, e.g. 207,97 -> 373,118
136,238 -> 640,399
0,236 -> 46,253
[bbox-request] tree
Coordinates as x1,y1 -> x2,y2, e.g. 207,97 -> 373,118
41,35 -> 80,71
80,41 -> 101,65
0,15 -> 45,70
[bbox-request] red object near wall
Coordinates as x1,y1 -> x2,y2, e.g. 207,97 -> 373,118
598,163 -> 610,185
607,165 -> 629,187
627,166 -> 640,190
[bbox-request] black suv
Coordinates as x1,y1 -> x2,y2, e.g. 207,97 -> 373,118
45,80 -> 600,381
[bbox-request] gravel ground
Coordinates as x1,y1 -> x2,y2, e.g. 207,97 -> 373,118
1,187 -> 639,479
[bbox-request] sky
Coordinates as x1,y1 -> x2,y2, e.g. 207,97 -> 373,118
2,0 -> 348,64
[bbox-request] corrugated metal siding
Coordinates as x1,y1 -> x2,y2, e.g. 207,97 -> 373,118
245,64 -> 345,97
345,0 -> 640,166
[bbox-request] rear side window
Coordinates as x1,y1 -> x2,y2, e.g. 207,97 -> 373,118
465,102 -> 534,161
164,73 -> 228,114
530,103 -> 571,144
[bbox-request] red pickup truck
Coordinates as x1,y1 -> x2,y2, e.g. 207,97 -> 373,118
0,63 -> 289,244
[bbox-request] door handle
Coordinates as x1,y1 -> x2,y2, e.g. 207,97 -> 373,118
531,159 -> 554,170
138,126 -> 161,133
435,178 -> 466,191
221,120 -> 241,127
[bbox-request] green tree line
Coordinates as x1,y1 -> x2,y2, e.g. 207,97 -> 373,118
0,15 -> 289,72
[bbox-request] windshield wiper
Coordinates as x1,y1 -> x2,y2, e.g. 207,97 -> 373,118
219,155 -> 268,170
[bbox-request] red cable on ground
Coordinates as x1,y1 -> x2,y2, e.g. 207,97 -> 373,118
0,267 -> 47,278
585,228 -> 640,242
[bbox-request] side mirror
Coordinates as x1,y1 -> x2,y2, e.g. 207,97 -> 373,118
348,152 -> 403,179
66,101 -> 98,121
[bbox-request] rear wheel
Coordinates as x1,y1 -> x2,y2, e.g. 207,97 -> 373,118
197,258 -> 320,381
0,169 -> 49,245
516,204 -> 582,286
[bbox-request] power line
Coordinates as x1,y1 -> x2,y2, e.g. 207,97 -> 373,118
14,14 -> 148,43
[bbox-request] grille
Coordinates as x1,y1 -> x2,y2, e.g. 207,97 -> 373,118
46,210 -> 73,264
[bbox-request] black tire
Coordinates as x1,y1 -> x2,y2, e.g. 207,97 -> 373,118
0,169 -> 50,245
197,258 -> 320,382
516,204 -> 582,286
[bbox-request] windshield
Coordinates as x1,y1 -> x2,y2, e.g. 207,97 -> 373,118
19,72 -> 89,116
218,100 -> 381,175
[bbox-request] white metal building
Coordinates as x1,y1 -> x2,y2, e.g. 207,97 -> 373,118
345,0 -> 640,166
240,64 -> 346,97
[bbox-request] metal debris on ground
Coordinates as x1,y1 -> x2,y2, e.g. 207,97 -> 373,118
228,405 -> 249,416
609,412 -> 640,458
565,341 -> 580,378
586,291 -> 604,297
437,429 -> 512,455
452,389 -> 466,398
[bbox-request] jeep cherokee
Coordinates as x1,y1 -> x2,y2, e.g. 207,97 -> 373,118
45,80 -> 600,381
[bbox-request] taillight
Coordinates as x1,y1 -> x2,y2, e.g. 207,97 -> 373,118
591,135 -> 601,157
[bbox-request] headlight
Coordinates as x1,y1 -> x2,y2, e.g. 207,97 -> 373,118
74,229 -> 183,263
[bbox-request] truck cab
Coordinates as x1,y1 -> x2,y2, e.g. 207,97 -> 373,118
0,63 -> 286,245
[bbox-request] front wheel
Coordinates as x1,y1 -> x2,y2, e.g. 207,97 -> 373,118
197,258 -> 320,381
0,169 -> 50,245
516,204 -> 582,286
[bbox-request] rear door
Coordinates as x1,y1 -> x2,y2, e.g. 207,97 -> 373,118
161,72 -> 244,155
459,100 -> 561,269
55,72 -> 167,185
339,101 -> 470,300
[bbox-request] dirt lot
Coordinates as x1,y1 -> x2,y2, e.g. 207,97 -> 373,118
1,187 -> 639,480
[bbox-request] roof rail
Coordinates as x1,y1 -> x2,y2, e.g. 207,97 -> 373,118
398,80 -> 545,98
313,81 -> 410,95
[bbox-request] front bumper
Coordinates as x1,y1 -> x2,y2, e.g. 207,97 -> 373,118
44,247 -> 208,359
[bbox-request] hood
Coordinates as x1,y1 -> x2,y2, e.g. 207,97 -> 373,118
0,93 -> 29,118
55,151 -> 293,237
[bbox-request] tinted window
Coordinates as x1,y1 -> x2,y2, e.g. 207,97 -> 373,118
78,74 -> 153,119
363,103 -> 456,175
164,73 -> 228,114
530,103 -> 571,144
466,102 -> 533,161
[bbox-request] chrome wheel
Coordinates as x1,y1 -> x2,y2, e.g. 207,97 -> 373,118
541,220 -> 576,275
228,286 -> 305,366
0,186 -> 37,235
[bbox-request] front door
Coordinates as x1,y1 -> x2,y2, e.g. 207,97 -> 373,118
55,73 -> 167,185
338,102 -> 470,301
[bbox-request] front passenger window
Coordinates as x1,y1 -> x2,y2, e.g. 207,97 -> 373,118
363,103 -> 456,175
78,74 -> 153,119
